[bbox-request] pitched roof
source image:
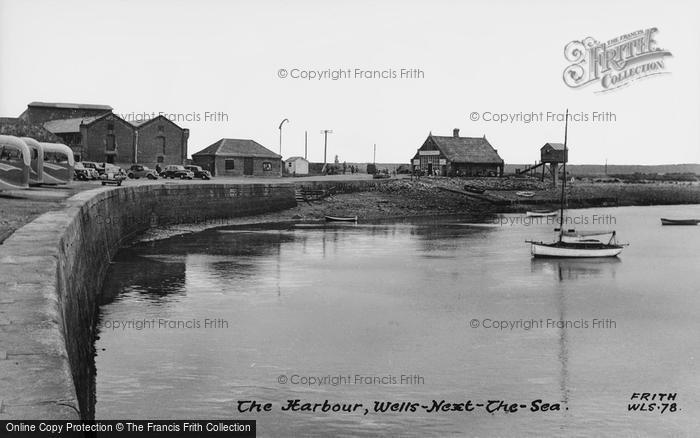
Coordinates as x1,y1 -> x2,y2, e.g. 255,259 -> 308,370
193,138 -> 280,158
429,135 -> 503,164
27,101 -> 113,111
0,117 -> 62,142
542,142 -> 565,150
43,116 -> 101,133
285,156 -> 307,162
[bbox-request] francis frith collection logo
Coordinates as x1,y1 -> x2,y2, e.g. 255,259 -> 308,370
563,28 -> 672,92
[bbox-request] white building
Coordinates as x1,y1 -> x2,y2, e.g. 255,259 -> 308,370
285,156 -> 309,175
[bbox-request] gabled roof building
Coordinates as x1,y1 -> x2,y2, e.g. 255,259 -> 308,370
412,129 -> 504,177
192,138 -> 281,177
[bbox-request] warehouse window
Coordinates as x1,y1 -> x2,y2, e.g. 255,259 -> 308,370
158,136 -> 166,154
262,162 -> 272,171
225,159 -> 235,170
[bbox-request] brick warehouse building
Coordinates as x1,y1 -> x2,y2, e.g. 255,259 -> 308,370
3,102 -> 188,166
192,138 -> 281,177
412,129 -> 504,177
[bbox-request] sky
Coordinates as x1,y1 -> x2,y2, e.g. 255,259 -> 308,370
1,0 -> 699,165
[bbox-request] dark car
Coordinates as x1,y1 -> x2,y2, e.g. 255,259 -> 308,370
161,165 -> 194,179
184,165 -> 211,180
74,162 -> 99,180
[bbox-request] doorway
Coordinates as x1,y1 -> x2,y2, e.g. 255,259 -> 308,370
243,158 -> 254,175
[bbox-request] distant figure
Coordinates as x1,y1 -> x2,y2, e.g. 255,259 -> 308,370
155,163 -> 162,174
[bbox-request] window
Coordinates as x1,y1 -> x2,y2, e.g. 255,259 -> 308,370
107,122 -> 114,131
106,155 -> 115,164
158,136 -> 166,154
106,134 -> 116,151
158,124 -> 164,132
262,162 -> 272,171
157,156 -> 164,163
225,159 -> 235,170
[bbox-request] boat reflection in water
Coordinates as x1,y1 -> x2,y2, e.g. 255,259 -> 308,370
530,256 -> 621,428
530,257 -> 621,282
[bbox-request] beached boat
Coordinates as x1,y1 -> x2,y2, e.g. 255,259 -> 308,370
0,135 -> 31,190
526,209 -> 558,217
325,215 -> 358,222
40,142 -> 74,184
526,110 -> 625,258
21,137 -> 44,185
464,184 -> 485,194
660,218 -> 699,226
516,191 -> 535,197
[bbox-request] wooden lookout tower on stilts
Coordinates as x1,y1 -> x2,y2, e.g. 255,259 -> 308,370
516,142 -> 568,187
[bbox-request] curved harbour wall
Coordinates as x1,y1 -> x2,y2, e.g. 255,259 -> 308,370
0,183 -> 296,420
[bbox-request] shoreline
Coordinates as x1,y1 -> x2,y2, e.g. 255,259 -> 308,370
134,178 -> 700,243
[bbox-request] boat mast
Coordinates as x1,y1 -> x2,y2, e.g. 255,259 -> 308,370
558,109 -> 569,242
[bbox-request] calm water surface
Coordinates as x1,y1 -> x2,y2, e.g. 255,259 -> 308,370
95,205 -> 700,437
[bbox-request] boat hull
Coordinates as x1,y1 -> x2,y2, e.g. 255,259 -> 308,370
325,216 -> 357,222
660,218 -> 699,226
526,210 -> 558,217
530,242 -> 623,258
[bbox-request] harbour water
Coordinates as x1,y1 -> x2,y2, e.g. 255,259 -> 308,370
94,205 -> 700,437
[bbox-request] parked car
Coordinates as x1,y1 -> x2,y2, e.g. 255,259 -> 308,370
74,162 -> 99,180
161,165 -> 194,179
127,164 -> 159,179
99,164 -> 127,186
82,161 -> 105,176
184,165 -> 211,180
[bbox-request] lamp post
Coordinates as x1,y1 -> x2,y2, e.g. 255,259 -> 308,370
278,118 -> 289,176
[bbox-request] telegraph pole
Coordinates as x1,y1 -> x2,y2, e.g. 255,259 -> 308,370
321,129 -> 333,165
304,130 -> 308,160
373,143 -> 376,165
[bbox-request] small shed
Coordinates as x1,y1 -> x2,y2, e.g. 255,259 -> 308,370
285,156 -> 309,175
541,142 -> 568,163
192,138 -> 281,177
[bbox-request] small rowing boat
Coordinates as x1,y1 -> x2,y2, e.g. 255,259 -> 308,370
660,218 -> 699,226
516,191 -> 535,198
525,209 -> 558,217
464,184 -> 485,194
325,215 -> 358,222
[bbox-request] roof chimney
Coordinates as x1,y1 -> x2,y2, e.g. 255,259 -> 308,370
453,128 -> 460,138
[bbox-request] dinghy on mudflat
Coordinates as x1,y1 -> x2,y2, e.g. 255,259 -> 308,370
325,215 -> 358,222
525,209 -> 558,217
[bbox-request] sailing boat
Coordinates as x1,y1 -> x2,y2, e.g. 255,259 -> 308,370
526,110 -> 625,258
